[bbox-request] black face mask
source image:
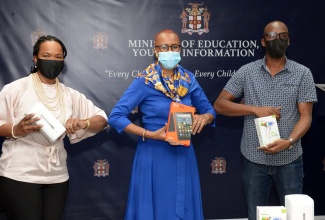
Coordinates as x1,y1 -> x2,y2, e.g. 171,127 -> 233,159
37,58 -> 64,79
265,38 -> 289,58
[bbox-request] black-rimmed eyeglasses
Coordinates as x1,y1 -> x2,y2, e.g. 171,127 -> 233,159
264,32 -> 289,41
155,44 -> 181,52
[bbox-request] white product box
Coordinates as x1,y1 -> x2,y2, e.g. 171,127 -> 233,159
254,115 -> 281,146
285,194 -> 314,220
28,102 -> 66,143
256,206 -> 287,220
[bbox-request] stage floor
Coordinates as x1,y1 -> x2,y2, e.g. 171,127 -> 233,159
207,217 -> 325,220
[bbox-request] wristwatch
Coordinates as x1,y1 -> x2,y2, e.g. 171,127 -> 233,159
288,138 -> 294,149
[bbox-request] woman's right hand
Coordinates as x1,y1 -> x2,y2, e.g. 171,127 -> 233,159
13,113 -> 43,137
145,124 -> 167,141
150,124 -> 183,146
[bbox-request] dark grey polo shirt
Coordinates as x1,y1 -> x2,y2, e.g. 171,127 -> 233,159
224,57 -> 318,166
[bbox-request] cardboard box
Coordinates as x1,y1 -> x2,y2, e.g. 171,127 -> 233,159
256,206 -> 287,220
165,102 -> 195,146
254,115 -> 280,146
28,102 -> 66,143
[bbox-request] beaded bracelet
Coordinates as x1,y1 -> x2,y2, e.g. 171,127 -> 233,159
142,129 -> 147,142
11,124 -> 19,139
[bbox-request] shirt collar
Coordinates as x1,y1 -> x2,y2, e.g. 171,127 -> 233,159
261,56 -> 289,74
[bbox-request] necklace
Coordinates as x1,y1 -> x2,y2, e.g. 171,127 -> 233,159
32,73 -> 66,124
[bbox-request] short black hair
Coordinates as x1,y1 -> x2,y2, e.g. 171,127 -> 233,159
33,35 -> 67,58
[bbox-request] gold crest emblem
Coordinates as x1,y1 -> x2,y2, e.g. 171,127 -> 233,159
30,29 -> 46,46
93,32 -> 108,49
180,3 -> 210,35
211,157 -> 226,174
93,159 -> 109,177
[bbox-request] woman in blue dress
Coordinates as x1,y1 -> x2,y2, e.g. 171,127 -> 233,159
108,29 -> 216,220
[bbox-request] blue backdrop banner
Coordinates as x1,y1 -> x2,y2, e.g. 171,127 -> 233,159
0,0 -> 324,219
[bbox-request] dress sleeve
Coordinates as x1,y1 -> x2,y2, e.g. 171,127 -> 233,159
108,79 -> 146,133
189,77 -> 217,127
0,85 -> 16,127
66,87 -> 108,143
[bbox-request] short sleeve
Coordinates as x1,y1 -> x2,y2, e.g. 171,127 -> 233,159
224,66 -> 245,98
297,68 -> 318,103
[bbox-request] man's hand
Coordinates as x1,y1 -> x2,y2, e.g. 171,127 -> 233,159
257,139 -> 291,153
254,106 -> 281,120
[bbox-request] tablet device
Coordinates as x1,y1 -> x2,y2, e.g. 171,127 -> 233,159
174,112 -> 193,140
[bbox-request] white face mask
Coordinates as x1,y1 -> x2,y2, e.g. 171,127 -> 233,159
158,52 -> 181,69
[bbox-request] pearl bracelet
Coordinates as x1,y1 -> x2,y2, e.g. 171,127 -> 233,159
11,124 -> 19,139
83,119 -> 90,130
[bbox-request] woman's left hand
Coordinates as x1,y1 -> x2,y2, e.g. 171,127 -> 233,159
192,114 -> 208,135
65,118 -> 87,134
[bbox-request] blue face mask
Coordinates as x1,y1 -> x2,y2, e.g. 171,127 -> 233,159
158,52 -> 181,70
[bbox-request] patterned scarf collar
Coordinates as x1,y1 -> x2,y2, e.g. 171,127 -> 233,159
137,61 -> 191,102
